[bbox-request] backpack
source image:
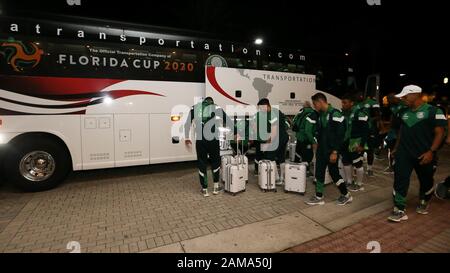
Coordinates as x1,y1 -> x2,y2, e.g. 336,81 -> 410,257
292,109 -> 310,132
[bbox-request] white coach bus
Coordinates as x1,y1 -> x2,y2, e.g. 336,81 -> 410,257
0,15 -> 346,192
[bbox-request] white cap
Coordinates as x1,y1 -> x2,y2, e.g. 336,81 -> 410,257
396,85 -> 422,98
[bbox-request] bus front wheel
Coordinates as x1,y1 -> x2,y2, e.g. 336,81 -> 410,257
5,136 -> 71,192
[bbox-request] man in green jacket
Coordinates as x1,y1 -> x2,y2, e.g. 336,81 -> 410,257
388,85 -> 447,222
253,99 -> 289,179
292,101 -> 318,174
305,93 -> 352,206
361,95 -> 381,177
185,97 -> 233,197
341,93 -> 370,192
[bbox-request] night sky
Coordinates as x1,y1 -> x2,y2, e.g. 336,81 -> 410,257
1,0 -> 449,94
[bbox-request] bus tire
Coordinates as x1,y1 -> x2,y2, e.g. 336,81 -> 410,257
5,136 -> 71,192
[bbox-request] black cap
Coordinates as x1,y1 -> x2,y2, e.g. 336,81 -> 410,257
204,97 -> 214,104
257,98 -> 270,106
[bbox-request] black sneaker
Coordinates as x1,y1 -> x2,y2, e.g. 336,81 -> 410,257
336,194 -> 353,206
348,184 -> 365,192
367,170 -> 375,177
383,166 -> 394,174
305,196 -> 325,206
388,208 -> 408,222
416,200 -> 429,215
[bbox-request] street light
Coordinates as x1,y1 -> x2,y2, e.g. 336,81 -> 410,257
400,74 -> 406,77
444,77 -> 448,84
254,38 -> 263,45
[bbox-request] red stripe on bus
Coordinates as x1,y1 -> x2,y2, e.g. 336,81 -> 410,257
206,66 -> 249,106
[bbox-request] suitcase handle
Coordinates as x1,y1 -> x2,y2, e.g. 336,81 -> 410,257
295,152 -> 302,162
236,139 -> 241,168
236,139 -> 246,168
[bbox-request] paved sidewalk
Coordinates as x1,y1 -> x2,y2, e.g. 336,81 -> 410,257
284,197 -> 450,253
0,147 -> 449,253
410,228 -> 450,253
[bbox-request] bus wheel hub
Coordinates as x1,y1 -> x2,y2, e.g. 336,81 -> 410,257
19,151 -> 56,182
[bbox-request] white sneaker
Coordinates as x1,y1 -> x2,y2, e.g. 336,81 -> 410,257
202,189 -> 210,197
213,183 -> 221,195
